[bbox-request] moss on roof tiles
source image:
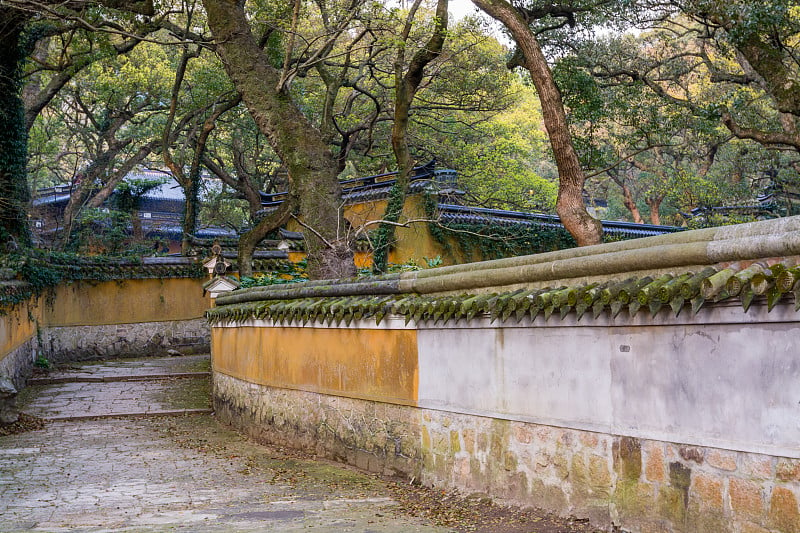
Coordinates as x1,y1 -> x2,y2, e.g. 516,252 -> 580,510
207,259 -> 800,326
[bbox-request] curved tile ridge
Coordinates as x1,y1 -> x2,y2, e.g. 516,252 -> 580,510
207,259 -> 800,325
215,215 -> 800,307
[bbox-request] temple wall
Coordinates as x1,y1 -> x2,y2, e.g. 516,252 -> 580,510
210,216 -> 800,533
0,277 -> 210,382
212,306 -> 800,533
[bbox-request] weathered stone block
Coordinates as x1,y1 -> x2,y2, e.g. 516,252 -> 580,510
421,425 -> 431,450
572,454 -> 588,486
454,454 -> 471,480
614,436 -> 642,482
768,487 -> 800,533
462,428 -> 475,454
449,430 -> 461,454
690,473 -> 723,511
645,442 -> 667,483
741,456 -> 773,480
503,451 -> 517,472
513,424 -> 532,444
657,485 -> 687,526
707,450 -> 738,472
614,479 -> 654,522
529,478 -> 568,511
679,446 -> 705,465
580,432 -> 599,448
777,459 -> 800,483
729,478 -> 765,520
552,451 -> 570,480
432,431 -> 448,456
0,377 -> 19,425
476,430 -> 488,452
589,455 -> 612,495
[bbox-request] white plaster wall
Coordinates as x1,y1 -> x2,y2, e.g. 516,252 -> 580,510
417,302 -> 800,458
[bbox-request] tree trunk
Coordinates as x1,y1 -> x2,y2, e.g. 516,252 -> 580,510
202,0 -> 355,279
238,200 -> 296,278
60,177 -> 94,247
646,196 -> 663,226
470,0 -> 602,246
0,11 -> 32,247
622,183 -> 644,224
373,0 -> 448,273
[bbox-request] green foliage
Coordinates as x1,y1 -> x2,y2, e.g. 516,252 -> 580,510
435,81 -> 558,213
422,191 -> 576,260
112,177 -> 167,211
68,208 -> 129,254
239,259 -> 308,287
685,212 -> 760,230
34,355 -> 51,370
371,181 -> 407,274
424,255 -> 443,268
440,222 -> 579,260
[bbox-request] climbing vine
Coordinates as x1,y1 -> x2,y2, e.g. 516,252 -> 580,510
371,181 -> 408,274
0,250 -> 204,309
422,192 -> 644,261
423,192 -> 578,260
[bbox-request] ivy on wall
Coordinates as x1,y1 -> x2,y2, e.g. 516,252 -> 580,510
0,251 -> 204,309
422,192 -> 577,260
422,192 -> 635,262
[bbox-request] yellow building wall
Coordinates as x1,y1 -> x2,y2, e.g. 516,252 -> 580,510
286,194 -> 473,268
212,325 -> 419,406
0,297 -> 42,360
44,278 -> 208,327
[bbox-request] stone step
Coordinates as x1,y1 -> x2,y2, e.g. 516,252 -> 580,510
40,408 -> 214,422
27,371 -> 211,385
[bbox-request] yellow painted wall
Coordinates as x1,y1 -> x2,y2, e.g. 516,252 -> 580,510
44,278 -> 208,327
286,194 -> 472,268
212,325 -> 419,406
0,297 -> 42,360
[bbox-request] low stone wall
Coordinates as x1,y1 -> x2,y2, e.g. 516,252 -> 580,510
214,372 -> 421,477
418,408 -> 798,533
211,308 -> 800,533
216,378 -> 800,532
0,275 -> 211,384
43,317 -> 209,362
209,216 -> 800,533
0,337 -> 37,389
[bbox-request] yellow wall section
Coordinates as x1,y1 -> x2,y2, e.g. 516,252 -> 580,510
212,326 -> 419,406
45,278 -> 207,327
286,195 -> 472,267
0,298 -> 42,360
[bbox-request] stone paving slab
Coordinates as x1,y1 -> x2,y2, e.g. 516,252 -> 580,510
27,372 -> 210,385
35,354 -> 211,382
17,355 -> 212,421
0,415 -> 452,532
18,378 -> 211,420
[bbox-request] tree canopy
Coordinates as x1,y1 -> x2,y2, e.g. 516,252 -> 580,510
1,0 -> 798,276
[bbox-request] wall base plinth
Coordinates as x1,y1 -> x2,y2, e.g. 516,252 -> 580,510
214,371 -> 800,533
43,318 -> 209,362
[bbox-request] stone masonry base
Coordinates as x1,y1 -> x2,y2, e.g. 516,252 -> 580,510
214,372 -> 800,533
0,337 -> 37,389
43,318 -> 210,362
213,372 -> 421,478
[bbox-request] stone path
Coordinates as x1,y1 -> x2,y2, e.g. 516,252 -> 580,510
2,355 -> 601,533
2,355 -> 451,532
